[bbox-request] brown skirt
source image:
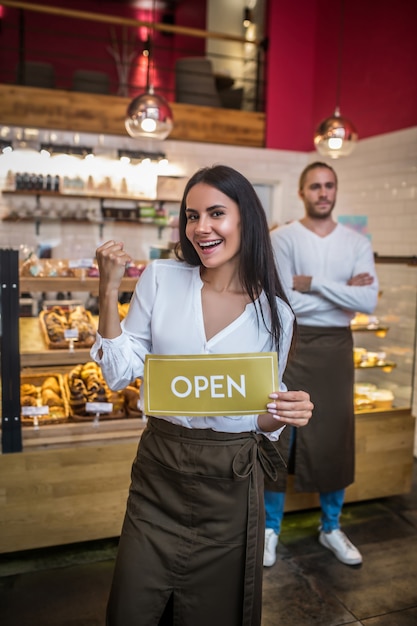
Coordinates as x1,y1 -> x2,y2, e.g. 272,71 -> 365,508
266,325 -> 355,493
106,416 -> 286,626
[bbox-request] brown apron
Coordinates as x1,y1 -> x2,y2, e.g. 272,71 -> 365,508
266,325 -> 355,493
107,416 -> 286,626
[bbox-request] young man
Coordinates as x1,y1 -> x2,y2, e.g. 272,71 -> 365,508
264,162 -> 379,567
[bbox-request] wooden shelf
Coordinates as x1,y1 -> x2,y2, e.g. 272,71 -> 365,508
21,349 -> 93,368
21,416 -> 146,450
3,216 -> 97,224
1,189 -> 180,203
354,404 -> 408,414
351,324 -> 389,338
355,360 -> 396,371
19,276 -> 138,294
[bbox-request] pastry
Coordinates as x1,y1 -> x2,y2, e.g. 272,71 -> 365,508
21,383 -> 38,397
21,395 -> 38,407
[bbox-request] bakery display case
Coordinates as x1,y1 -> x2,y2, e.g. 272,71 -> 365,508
0,254 -> 416,552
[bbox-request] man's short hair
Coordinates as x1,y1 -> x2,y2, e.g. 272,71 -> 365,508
299,162 -> 338,191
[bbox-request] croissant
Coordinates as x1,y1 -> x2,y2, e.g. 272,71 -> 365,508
41,376 -> 60,394
68,364 -> 83,380
21,395 -> 38,407
85,377 -> 101,394
21,383 -> 38,397
69,379 -> 86,395
42,388 -> 64,407
45,315 -> 66,342
80,366 -> 100,381
89,388 -> 108,403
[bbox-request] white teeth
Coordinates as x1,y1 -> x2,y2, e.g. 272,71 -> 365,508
199,240 -> 222,248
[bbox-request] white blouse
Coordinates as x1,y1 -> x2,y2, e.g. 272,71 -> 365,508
91,259 -> 295,439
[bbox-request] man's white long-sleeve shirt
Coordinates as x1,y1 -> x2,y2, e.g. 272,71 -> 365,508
271,221 -> 379,327
91,259 -> 295,438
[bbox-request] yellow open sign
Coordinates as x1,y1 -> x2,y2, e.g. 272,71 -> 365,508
143,352 -> 278,417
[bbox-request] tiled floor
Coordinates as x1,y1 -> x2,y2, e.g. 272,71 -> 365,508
1,460 -> 416,626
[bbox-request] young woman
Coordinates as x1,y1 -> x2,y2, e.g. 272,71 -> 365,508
91,165 -> 313,626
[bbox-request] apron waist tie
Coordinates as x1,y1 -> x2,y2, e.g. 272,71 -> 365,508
232,433 -> 287,626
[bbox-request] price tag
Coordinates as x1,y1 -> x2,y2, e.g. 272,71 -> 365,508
86,401 -> 113,427
21,405 -> 49,430
69,258 -> 94,269
85,402 -> 113,414
64,328 -> 79,340
22,405 -> 49,416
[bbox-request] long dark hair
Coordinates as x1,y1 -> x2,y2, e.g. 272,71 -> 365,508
174,164 -> 295,353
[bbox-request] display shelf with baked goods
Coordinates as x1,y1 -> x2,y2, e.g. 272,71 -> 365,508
18,254 -> 146,297
352,311 -> 399,413
18,260 -> 138,368
20,316 -> 93,367
351,262 -> 417,417
350,313 -> 389,337
19,360 -> 145,431
65,362 -> 142,422
352,320 -> 400,413
353,347 -> 396,372
20,372 -> 70,427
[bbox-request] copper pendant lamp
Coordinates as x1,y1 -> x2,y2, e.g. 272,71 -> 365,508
125,0 -> 173,140
314,0 -> 358,159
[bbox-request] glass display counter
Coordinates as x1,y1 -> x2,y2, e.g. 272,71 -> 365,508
0,254 -> 415,552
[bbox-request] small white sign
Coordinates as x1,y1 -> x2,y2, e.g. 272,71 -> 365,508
22,405 -> 49,416
64,328 -> 79,339
69,258 -> 94,268
85,402 -> 113,414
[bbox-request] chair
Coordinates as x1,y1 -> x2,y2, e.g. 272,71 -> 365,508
72,70 -> 110,94
219,87 -> 244,110
175,57 -> 221,107
16,61 -> 55,88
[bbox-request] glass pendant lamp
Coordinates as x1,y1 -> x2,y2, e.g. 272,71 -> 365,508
314,106 -> 358,158
125,0 -> 173,140
313,0 -> 358,159
125,85 -> 173,140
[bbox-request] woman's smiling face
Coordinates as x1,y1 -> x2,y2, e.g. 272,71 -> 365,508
184,182 -> 241,268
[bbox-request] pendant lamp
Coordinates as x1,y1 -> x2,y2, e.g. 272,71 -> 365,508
313,0 -> 358,159
125,1 -> 173,140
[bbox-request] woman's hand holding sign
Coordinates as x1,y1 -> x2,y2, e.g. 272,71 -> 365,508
258,390 -> 313,432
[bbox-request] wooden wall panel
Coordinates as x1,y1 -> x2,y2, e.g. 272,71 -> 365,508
0,85 -> 265,148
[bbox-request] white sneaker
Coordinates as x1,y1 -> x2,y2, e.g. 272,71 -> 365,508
319,529 -> 362,565
263,528 -> 278,567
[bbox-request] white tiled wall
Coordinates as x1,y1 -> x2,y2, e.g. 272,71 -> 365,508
325,127 -> 417,257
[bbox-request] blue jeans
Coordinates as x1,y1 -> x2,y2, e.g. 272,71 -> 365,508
264,426 -> 345,534
264,488 -> 345,534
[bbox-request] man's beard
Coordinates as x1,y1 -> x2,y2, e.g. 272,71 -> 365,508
305,200 -> 335,219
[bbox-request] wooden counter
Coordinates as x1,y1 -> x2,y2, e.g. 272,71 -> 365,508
0,408 -> 414,553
